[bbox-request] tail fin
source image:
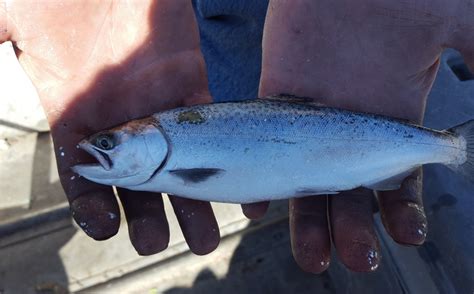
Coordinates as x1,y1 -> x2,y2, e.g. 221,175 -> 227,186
446,120 -> 474,183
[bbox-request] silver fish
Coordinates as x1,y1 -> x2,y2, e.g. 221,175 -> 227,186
72,96 -> 474,204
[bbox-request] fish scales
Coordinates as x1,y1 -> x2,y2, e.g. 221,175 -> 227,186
72,98 -> 473,204
151,100 -> 461,202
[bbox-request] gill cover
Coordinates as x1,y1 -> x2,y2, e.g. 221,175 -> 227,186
72,118 -> 169,187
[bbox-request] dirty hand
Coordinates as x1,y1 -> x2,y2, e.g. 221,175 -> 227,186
1,0 -> 220,255
247,0 -> 474,272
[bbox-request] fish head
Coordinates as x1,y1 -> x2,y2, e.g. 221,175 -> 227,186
72,117 -> 168,187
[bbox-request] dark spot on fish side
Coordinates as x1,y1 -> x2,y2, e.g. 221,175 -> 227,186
177,110 -> 205,124
271,138 -> 297,145
404,134 -> 414,138
169,168 -> 224,183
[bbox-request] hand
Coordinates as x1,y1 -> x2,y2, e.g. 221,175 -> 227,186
253,0 -> 474,272
1,0 -> 220,255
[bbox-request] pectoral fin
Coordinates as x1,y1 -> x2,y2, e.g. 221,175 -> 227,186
169,168 -> 225,184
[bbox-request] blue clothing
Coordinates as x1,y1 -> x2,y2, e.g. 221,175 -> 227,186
193,0 -> 268,102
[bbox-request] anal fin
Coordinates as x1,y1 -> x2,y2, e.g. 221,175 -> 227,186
364,168 -> 418,191
295,188 -> 340,197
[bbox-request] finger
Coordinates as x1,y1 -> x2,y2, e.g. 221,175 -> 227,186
0,2 -> 11,44
118,189 -> 170,255
378,169 -> 427,245
330,189 -> 380,272
290,196 -> 331,273
241,201 -> 269,219
57,139 -> 121,240
169,195 -> 220,255
69,186 -> 121,240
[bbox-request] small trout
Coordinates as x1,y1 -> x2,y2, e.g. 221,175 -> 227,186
72,96 -> 474,203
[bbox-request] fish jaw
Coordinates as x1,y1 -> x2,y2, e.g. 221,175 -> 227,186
70,140 -> 116,185
71,163 -> 160,187
71,163 -> 120,186
78,140 -> 112,170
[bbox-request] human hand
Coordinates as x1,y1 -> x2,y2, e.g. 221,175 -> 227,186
1,0 -> 220,255
253,0 -> 474,272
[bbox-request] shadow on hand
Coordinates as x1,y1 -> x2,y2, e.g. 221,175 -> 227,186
162,203 -> 406,294
47,0 -> 212,243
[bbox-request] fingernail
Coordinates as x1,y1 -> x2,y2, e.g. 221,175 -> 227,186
387,202 -> 428,246
343,241 -> 380,272
367,248 -> 380,271
318,258 -> 331,272
410,221 -> 428,245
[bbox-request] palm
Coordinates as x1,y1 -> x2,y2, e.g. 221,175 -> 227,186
6,0 -> 219,254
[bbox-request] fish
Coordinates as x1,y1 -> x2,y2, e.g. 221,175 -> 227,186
71,96 -> 474,204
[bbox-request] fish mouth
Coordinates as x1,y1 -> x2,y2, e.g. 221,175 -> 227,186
76,140 -> 112,170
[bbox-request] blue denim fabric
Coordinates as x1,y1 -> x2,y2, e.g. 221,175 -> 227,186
193,0 -> 269,102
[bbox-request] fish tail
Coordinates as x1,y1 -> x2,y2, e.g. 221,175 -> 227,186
446,119 -> 474,183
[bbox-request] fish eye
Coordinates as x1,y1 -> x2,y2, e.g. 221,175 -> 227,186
95,134 -> 115,150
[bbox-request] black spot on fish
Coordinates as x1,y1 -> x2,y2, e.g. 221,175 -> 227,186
404,134 -> 414,138
271,138 -> 297,145
169,168 -> 225,183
